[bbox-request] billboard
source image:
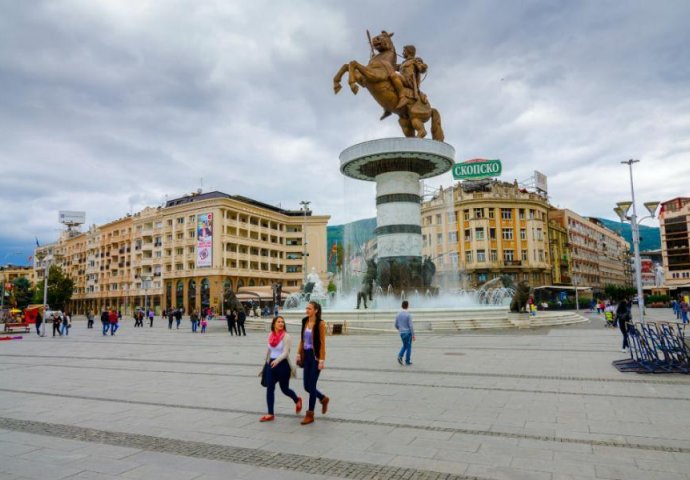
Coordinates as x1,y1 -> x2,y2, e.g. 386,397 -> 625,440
196,213 -> 213,268
534,171 -> 548,193
58,211 -> 86,225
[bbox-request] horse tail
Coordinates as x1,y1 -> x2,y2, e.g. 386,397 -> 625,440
431,108 -> 445,142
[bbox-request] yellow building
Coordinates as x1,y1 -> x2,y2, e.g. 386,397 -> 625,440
421,181 -> 552,288
547,219 -> 572,285
548,209 -> 629,290
34,191 -> 330,315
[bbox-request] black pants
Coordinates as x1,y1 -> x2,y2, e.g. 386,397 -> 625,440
265,359 -> 298,415
619,320 -> 629,349
237,321 -> 246,336
36,321 -> 42,335
226,319 -> 237,335
303,349 -> 325,411
52,323 -> 61,336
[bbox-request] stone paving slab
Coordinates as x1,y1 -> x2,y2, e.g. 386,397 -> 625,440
0,308 -> 688,479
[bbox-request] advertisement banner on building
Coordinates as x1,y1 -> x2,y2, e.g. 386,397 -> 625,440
196,213 -> 213,268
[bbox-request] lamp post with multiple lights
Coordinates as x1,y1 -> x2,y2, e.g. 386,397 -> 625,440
299,200 -> 310,286
613,159 -> 659,323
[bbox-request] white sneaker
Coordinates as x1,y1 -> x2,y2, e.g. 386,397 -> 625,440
621,348 -> 627,353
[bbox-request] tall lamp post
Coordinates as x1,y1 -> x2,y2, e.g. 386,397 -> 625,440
299,200 -> 310,285
613,159 -> 659,323
36,252 -> 63,336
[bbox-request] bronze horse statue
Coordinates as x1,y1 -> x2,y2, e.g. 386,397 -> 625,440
333,31 -> 444,141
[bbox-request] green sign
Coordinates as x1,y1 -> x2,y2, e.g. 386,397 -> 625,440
452,159 -> 502,180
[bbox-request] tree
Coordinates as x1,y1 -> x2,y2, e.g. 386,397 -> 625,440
33,265 -> 74,310
603,284 -> 635,302
11,277 -> 34,309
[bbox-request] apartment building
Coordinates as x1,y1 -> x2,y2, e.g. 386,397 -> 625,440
421,180 -> 552,288
659,197 -> 690,290
548,209 -> 629,290
34,191 -> 329,314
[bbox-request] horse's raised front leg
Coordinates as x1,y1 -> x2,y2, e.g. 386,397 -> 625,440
333,64 -> 349,94
347,61 -> 361,94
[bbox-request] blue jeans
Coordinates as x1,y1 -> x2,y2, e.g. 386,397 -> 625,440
192,320 -> 198,332
302,349 -> 324,411
102,323 -> 109,335
110,323 -> 118,335
61,324 -> 69,336
398,332 -> 412,364
265,359 -> 298,414
682,311 -> 688,324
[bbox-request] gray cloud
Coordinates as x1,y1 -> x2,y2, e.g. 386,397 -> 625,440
1,0 -> 689,261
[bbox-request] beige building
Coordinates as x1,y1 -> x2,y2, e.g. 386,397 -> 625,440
34,191 -> 330,315
421,181 -> 552,288
548,209 -> 629,290
659,197 -> 690,290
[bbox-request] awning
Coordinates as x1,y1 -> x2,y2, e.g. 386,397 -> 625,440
235,286 -> 298,301
533,285 -> 592,291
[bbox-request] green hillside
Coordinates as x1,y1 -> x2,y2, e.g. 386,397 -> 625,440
596,218 -> 660,251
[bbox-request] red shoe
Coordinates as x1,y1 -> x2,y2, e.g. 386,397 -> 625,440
295,397 -> 303,414
321,396 -> 330,414
259,415 -> 274,422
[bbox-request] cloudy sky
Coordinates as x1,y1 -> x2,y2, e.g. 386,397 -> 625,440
1,0 -> 689,265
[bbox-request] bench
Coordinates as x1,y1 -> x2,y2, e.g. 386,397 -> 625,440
3,322 -> 30,333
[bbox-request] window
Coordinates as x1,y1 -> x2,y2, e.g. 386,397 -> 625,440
436,214 -> 442,224
488,208 -> 495,219
501,208 -> 512,220
436,233 -> 443,243
466,251 -> 473,262
464,229 -> 471,241
175,247 -> 183,255
504,249 -> 514,262
177,217 -> 184,224
502,228 -> 513,240
538,249 -> 545,262
448,232 -> 458,243
475,228 -> 485,240
474,208 -> 483,219
425,216 -> 432,225
520,229 -> 526,240
463,210 -> 470,220
535,228 -> 543,241
478,272 -> 488,283
529,209 -> 535,220
519,208 -> 525,219
490,250 -> 498,261
477,249 -> 486,262
521,250 -> 527,261
489,228 -> 496,240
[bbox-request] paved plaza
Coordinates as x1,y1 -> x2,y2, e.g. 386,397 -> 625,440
1,309 -> 689,480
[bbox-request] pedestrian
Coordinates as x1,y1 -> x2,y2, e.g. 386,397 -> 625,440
237,308 -> 246,336
61,312 -> 71,336
147,308 -> 154,327
174,308 -> 182,329
86,310 -> 94,329
226,309 -> 237,335
616,298 -> 631,352
681,298 -> 689,324
200,316 -> 207,333
101,309 -> 109,336
296,301 -> 329,425
190,310 -> 199,333
52,313 -> 61,337
168,309 -> 174,329
108,308 -> 119,335
35,311 -> 43,336
259,316 -> 301,422
395,300 -> 415,365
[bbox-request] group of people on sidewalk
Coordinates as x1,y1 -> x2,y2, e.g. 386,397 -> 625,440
34,311 -> 72,337
259,300 -> 415,425
259,301 -> 330,425
225,308 -> 247,336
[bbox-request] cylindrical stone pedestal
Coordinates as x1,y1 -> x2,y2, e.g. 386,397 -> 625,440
340,138 -> 455,291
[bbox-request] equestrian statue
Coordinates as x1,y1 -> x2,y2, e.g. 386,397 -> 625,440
333,31 -> 444,141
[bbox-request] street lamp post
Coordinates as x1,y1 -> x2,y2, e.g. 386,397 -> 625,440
614,159 -> 659,323
299,200 -> 310,285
